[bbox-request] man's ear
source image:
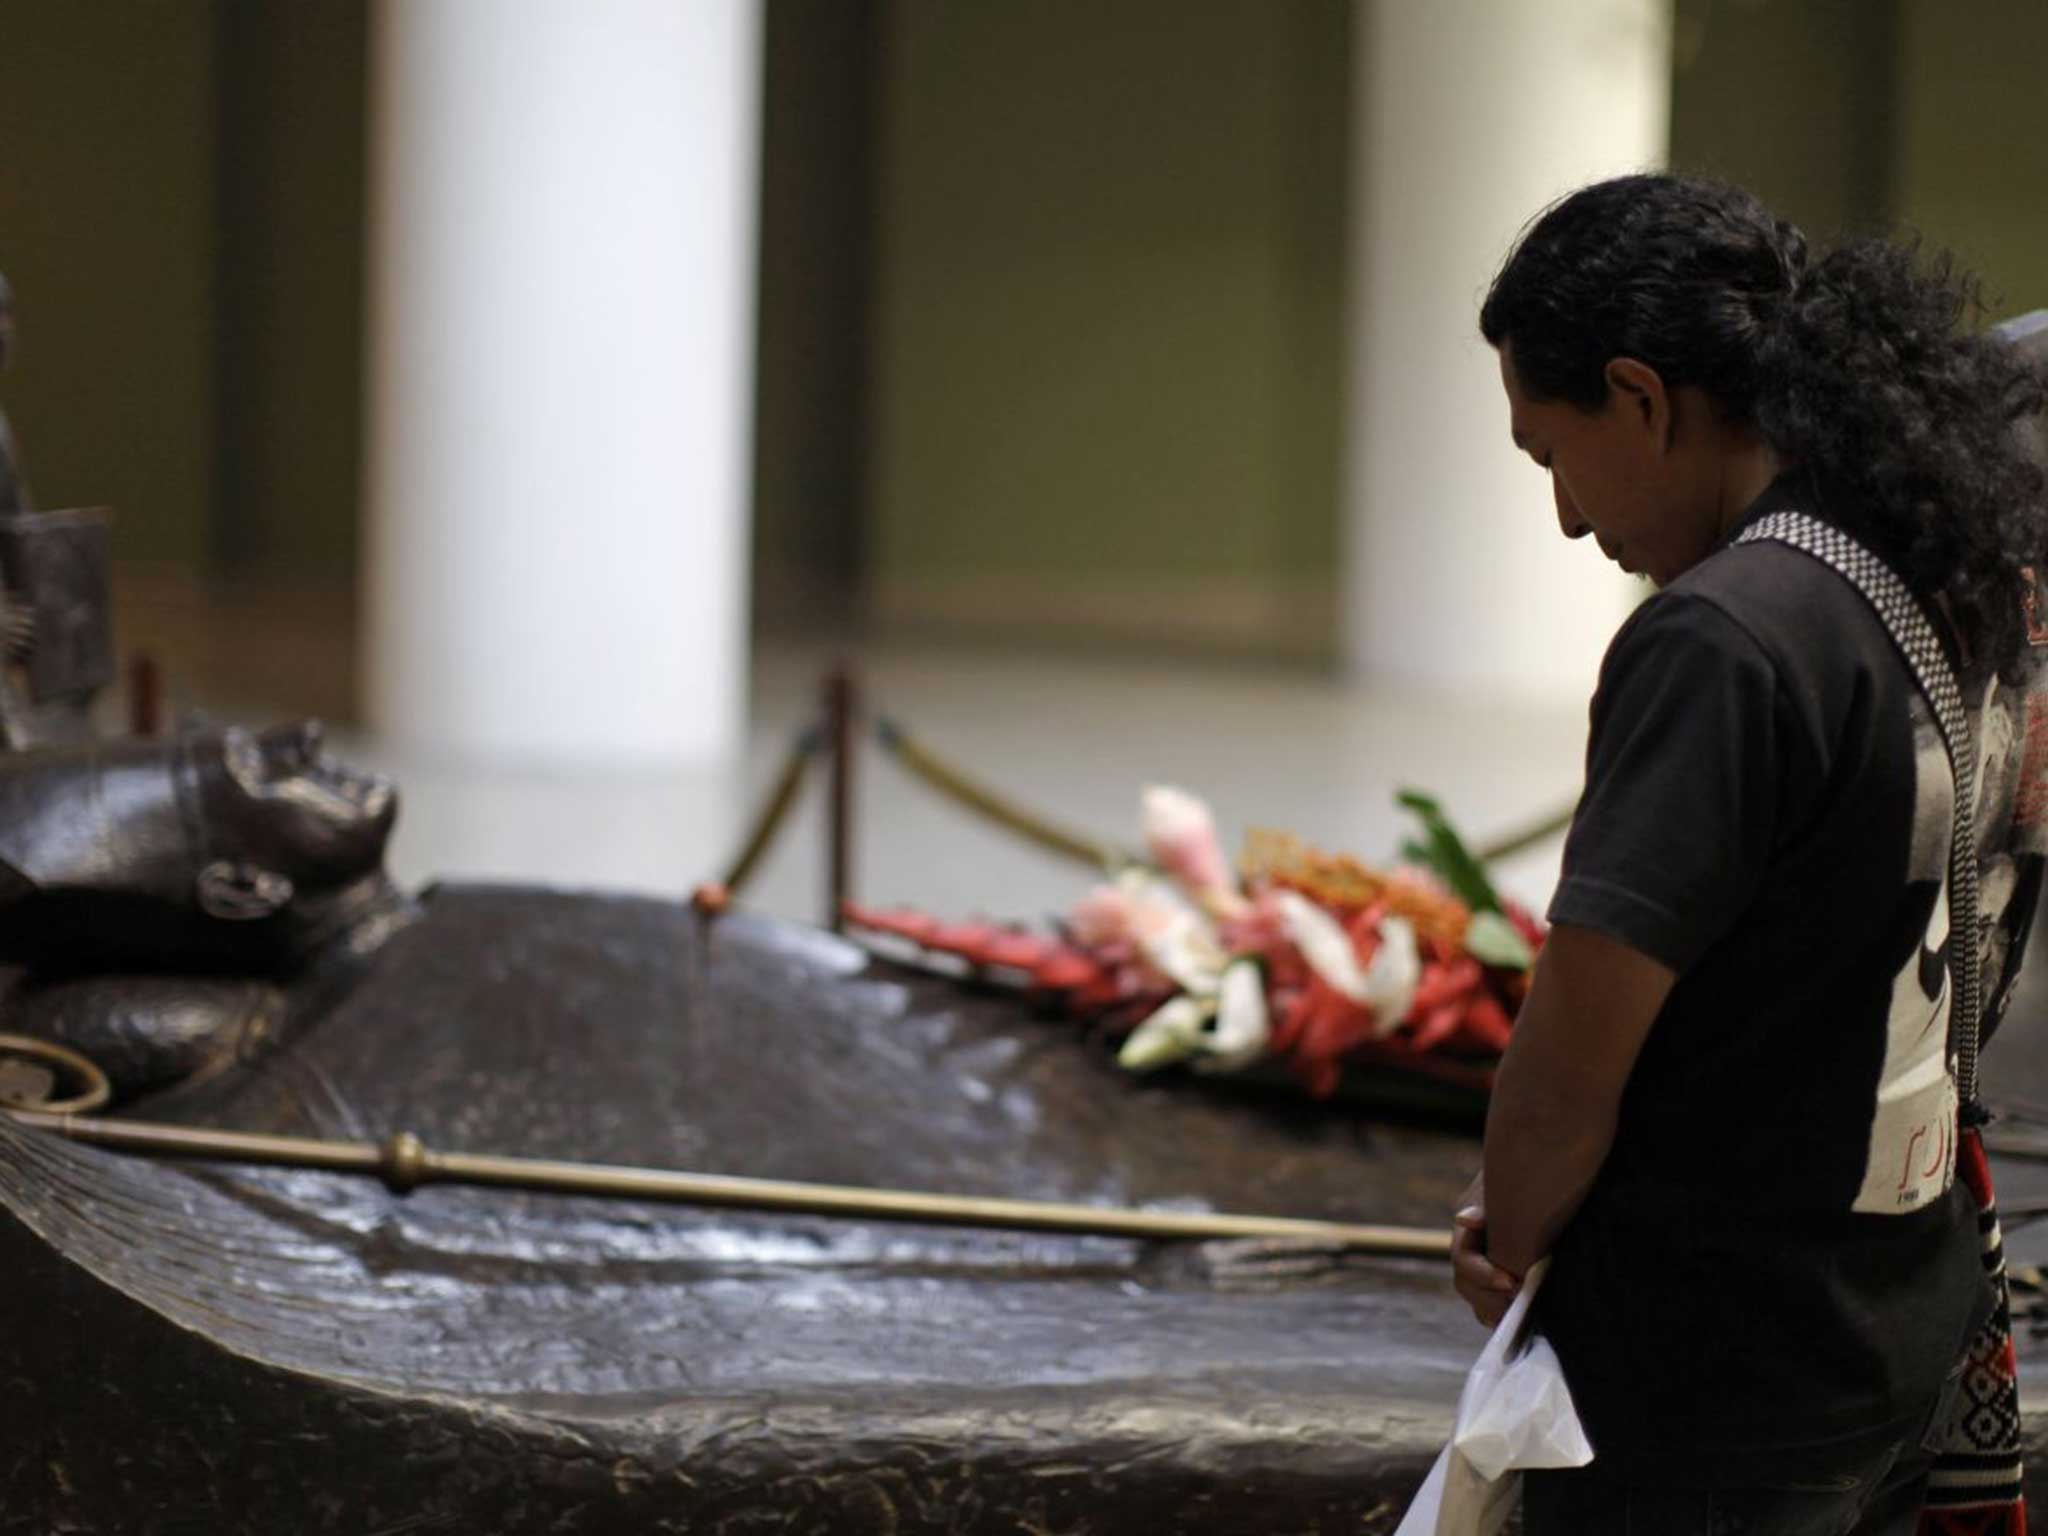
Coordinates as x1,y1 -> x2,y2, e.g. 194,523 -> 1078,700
1604,357 -> 1673,451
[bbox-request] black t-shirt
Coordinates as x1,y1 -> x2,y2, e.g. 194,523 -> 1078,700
1536,475 -> 2048,1482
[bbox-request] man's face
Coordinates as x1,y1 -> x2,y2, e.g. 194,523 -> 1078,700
1497,344 -> 1718,588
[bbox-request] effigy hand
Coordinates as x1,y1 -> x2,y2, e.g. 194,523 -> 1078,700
6,972 -> 285,1101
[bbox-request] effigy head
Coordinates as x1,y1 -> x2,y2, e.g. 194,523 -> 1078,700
0,720 -> 398,971
195,720 -> 397,917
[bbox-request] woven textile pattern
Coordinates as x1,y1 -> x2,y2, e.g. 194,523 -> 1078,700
1737,513 -> 1983,1102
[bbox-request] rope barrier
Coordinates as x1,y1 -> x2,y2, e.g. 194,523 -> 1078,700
1474,803 -> 1576,864
715,681 -> 1572,898
873,715 -> 1140,874
717,722 -> 826,897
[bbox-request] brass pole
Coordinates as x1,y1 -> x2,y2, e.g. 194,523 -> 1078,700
6,1108 -> 1451,1258
127,653 -> 165,739
826,666 -> 856,931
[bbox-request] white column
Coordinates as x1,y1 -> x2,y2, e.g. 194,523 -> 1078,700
364,0 -> 761,766
1342,0 -> 1673,702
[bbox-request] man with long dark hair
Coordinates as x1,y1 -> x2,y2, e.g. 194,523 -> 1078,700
1450,174 -> 2047,1534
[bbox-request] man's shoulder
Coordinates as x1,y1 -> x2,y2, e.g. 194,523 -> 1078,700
1650,535 -> 1894,683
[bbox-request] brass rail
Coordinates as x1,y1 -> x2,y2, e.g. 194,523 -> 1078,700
6,1108 -> 1451,1258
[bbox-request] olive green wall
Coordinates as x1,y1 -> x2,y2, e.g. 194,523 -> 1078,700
1671,0 -> 2047,324
1669,0 -> 1898,240
1893,0 -> 2048,318
0,1 -> 365,586
0,0 -> 222,568
868,0 -> 1349,659
8,3 -> 2044,668
752,0 -> 877,633
213,2 -> 367,585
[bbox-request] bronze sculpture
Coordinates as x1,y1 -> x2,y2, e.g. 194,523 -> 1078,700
0,274 -> 114,751
3,305 -> 2048,1535
0,569 -> 1490,1531
0,274 -> 402,1105
0,720 -> 407,1100
0,401 -> 1485,1531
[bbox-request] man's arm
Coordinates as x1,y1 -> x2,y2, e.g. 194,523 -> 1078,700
1480,923 -> 1676,1280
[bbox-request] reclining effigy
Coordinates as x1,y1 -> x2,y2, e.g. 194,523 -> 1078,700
0,267 -> 1483,1534
5,278 -> 2048,1535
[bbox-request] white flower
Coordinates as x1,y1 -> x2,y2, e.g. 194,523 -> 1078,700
1200,958 -> 1271,1071
1276,891 -> 1370,1000
1359,916 -> 1420,1037
1117,994 -> 1217,1072
1139,907 -> 1229,996
1276,892 -> 1419,1038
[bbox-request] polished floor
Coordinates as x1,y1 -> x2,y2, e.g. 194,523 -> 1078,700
107,564 -> 1591,933
327,641 -> 1592,932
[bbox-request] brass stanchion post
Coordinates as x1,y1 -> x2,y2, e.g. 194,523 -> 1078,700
826,665 -> 856,930
128,653 -> 164,738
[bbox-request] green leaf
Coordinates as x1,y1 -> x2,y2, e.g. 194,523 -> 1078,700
1463,909 -> 1534,970
1394,788 -> 1502,914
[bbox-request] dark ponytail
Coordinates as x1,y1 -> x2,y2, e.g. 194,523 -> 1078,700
1481,173 -> 2048,683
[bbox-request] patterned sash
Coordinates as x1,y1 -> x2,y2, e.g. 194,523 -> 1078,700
1737,511 -> 2026,1534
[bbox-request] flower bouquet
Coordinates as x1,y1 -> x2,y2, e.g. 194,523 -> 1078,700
844,786 -> 1543,1102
